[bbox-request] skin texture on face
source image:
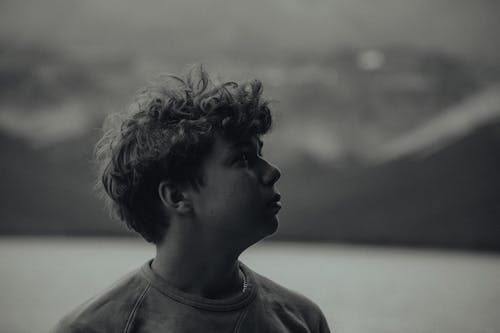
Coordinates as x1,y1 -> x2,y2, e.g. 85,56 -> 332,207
189,134 -> 282,247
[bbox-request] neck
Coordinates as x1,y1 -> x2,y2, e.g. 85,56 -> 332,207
151,228 -> 247,299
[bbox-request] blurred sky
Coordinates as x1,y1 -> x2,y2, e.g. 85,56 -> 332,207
1,0 -> 500,62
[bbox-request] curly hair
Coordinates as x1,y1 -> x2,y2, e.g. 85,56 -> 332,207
95,65 -> 273,243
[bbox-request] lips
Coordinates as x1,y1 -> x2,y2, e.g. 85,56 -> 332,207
266,193 -> 282,213
267,193 -> 281,205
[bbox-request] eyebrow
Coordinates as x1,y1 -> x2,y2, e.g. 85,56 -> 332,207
230,138 -> 263,154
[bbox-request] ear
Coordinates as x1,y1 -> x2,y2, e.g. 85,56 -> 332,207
158,181 -> 192,215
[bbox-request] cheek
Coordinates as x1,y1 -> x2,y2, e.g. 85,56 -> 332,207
207,174 -> 259,217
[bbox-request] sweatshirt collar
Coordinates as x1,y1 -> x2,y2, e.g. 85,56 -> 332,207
140,259 -> 257,311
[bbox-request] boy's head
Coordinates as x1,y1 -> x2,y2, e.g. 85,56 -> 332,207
95,65 -> 280,244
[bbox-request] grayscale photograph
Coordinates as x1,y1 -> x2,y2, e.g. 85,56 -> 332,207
1,0 -> 499,332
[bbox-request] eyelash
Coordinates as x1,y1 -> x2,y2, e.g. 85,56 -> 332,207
235,150 -> 261,166
236,151 -> 251,165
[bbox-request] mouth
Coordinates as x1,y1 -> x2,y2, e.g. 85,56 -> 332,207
266,193 -> 282,213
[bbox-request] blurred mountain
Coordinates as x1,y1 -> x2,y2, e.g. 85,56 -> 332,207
0,41 -> 139,145
0,130 -> 128,236
256,47 -> 500,164
277,118 -> 500,250
372,83 -> 500,162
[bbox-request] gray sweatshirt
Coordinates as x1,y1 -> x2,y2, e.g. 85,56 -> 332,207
53,259 -> 331,333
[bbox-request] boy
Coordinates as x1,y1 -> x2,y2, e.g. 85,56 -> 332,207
54,66 -> 331,332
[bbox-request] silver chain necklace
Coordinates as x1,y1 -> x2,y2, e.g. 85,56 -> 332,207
240,267 -> 248,293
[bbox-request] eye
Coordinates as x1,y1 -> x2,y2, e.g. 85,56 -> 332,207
236,151 -> 250,165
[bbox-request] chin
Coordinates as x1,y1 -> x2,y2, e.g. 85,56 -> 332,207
263,216 -> 279,235
248,215 -> 279,243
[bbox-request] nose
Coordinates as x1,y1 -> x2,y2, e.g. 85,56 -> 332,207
260,159 -> 281,186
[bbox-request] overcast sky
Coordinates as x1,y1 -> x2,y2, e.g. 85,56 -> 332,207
1,0 -> 499,64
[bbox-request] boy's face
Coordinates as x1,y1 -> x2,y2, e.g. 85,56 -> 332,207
189,134 -> 282,245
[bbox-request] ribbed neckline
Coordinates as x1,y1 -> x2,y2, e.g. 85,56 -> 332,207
140,259 -> 257,312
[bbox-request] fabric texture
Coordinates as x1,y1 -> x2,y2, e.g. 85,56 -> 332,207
53,259 -> 331,333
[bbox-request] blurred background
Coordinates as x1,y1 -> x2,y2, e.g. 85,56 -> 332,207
1,0 -> 499,332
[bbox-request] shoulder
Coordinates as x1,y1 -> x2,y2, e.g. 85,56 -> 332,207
249,268 -> 331,331
52,267 -> 151,333
252,270 -> 320,310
